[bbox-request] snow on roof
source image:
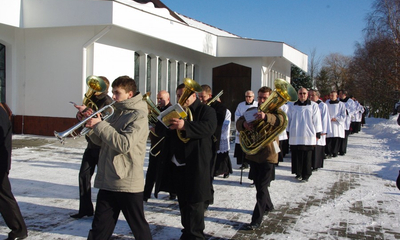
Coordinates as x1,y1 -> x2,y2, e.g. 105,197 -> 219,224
116,0 -> 240,38
177,13 -> 240,38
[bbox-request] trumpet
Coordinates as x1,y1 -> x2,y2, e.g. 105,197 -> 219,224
54,101 -> 115,144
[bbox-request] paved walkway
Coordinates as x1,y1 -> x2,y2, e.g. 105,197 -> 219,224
5,127 -> 400,239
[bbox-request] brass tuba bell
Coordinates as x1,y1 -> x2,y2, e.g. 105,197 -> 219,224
239,78 -> 298,155
83,75 -> 108,111
175,78 -> 202,143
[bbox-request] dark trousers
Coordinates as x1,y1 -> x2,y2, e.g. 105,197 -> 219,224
249,161 -> 274,225
339,130 -> 350,154
143,156 -> 157,200
178,198 -> 206,240
234,144 -> 248,167
291,146 -> 313,180
88,190 -> 152,240
0,172 -> 28,239
326,137 -> 340,156
78,148 -> 99,215
278,140 -> 289,162
312,145 -> 325,169
144,155 -> 176,200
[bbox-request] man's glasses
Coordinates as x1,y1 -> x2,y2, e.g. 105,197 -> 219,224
245,96 -> 253,98
298,92 -> 307,95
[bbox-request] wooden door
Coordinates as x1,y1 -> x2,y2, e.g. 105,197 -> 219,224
212,63 -> 252,120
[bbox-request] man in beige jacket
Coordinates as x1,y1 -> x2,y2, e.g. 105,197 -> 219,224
85,76 -> 152,240
236,87 -> 282,231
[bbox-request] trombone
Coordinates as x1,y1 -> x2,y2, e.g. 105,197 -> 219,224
207,90 -> 223,106
54,101 -> 115,144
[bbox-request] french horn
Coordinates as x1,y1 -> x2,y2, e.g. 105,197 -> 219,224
239,78 -> 298,155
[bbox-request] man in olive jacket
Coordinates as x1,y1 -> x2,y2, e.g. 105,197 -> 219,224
236,87 -> 283,231
85,76 -> 152,240
155,83 -> 217,240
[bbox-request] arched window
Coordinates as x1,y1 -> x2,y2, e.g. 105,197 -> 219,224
0,43 -> 5,102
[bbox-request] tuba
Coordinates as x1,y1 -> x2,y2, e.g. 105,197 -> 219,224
143,92 -> 160,137
239,78 -> 298,155
83,75 -> 108,111
174,78 -> 202,143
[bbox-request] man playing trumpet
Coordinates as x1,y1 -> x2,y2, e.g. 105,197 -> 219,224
84,76 -> 152,240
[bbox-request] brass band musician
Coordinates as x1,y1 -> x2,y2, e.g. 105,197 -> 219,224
154,83 -> 217,240
236,87 -> 282,230
70,76 -> 113,219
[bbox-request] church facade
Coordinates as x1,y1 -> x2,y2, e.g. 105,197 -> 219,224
0,0 -> 307,136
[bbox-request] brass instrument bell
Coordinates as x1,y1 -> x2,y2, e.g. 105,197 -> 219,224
83,75 -> 108,111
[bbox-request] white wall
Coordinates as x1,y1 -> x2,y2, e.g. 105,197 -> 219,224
0,0 -> 21,27
1,25 -> 300,120
93,43 -> 135,89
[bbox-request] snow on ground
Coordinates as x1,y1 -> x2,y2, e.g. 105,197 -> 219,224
0,117 -> 399,239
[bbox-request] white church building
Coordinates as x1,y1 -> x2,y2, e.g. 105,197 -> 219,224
0,0 -> 307,136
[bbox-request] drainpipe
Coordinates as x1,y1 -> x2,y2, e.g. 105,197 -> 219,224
82,26 -> 112,92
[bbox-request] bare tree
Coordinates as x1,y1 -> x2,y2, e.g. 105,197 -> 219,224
354,0 -> 400,118
308,48 -> 321,89
366,0 -> 399,46
320,53 -> 352,91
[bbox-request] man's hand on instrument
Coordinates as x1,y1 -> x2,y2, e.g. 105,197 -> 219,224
254,111 -> 266,121
85,113 -> 101,128
169,118 -> 185,130
74,104 -> 87,112
243,121 -> 253,130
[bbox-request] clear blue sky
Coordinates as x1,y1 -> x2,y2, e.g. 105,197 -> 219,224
164,0 -> 375,61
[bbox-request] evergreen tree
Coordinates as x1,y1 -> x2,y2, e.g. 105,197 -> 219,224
291,65 -> 312,91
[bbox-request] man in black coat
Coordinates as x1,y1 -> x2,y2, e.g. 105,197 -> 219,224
143,90 -> 176,201
155,83 -> 217,240
70,76 -> 113,219
198,85 -> 232,178
0,103 -> 28,240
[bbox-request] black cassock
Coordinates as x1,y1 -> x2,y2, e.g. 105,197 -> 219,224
155,98 -> 217,203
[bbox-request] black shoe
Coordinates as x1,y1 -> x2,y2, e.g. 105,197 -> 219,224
169,194 -> 177,200
339,152 -> 345,156
223,173 -> 229,178
242,223 -> 260,230
264,207 -> 275,214
301,178 -> 308,183
295,175 -> 302,181
249,182 -> 255,188
6,234 -> 28,240
239,165 -> 248,170
70,212 -> 93,219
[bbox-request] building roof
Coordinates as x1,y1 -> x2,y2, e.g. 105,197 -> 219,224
0,0 -> 307,71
